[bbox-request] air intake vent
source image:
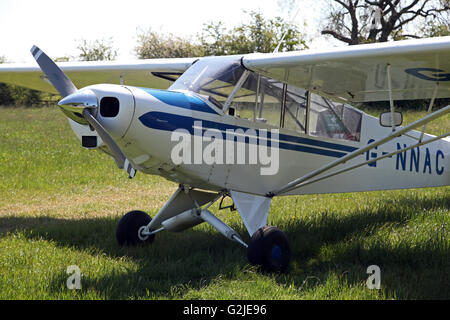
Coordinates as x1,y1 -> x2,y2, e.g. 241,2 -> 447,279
82,136 -> 97,148
100,97 -> 120,117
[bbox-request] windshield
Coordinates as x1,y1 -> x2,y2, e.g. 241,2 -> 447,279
169,56 -> 244,102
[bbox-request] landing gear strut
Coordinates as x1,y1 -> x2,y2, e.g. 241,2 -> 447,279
115,188 -> 291,273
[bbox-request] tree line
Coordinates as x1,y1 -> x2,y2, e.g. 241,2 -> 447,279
1,2 -> 449,108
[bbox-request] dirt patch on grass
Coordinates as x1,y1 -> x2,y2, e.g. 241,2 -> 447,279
0,184 -> 175,222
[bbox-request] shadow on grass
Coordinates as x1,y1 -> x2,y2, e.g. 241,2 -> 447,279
280,193 -> 450,299
0,192 -> 448,299
0,214 -> 249,299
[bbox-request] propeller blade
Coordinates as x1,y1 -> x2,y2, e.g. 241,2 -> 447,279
30,45 -> 77,97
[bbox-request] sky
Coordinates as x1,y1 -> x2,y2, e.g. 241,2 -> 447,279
0,0 -> 333,63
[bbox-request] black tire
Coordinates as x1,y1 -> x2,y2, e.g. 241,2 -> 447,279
116,210 -> 155,246
247,226 -> 291,273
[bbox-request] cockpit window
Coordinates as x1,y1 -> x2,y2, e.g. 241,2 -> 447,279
170,57 -> 361,142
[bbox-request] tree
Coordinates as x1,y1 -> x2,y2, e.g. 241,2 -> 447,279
0,84 -> 14,106
420,0 -> 449,37
77,38 -> 118,61
54,56 -> 72,62
200,11 -> 308,55
8,86 -> 42,106
320,0 -> 450,45
0,56 -> 42,107
0,56 -> 14,105
422,22 -> 449,36
135,29 -> 204,59
134,11 -> 309,59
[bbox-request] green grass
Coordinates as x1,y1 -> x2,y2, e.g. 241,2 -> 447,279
0,106 -> 448,299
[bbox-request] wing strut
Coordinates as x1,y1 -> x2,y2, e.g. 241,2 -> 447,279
276,132 -> 449,193
387,64 -> 396,131
268,104 -> 450,197
419,83 -> 439,143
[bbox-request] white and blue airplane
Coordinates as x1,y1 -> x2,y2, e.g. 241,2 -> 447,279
0,36 -> 449,272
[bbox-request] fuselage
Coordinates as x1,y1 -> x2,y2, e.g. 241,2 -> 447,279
67,83 -> 449,196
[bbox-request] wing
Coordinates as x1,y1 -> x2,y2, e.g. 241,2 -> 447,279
242,36 -> 450,103
0,57 -> 196,94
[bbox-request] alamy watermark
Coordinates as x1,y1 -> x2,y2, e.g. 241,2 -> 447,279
366,265 -> 381,290
66,265 -> 81,290
370,6 -> 382,30
170,121 -> 280,175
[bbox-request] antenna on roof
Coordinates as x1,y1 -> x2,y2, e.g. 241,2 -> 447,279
273,4 -> 301,53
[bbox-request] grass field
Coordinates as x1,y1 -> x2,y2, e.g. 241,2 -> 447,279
0,106 -> 448,300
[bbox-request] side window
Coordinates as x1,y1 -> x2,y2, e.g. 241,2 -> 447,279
340,105 -> 362,141
284,85 -> 307,133
223,71 -> 362,142
233,98 -> 255,120
230,74 -> 283,128
230,73 -> 259,120
309,93 -> 361,142
255,77 -> 283,128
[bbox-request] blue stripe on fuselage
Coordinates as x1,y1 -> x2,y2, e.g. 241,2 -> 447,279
139,88 -> 357,153
139,111 -> 358,158
139,88 -> 219,115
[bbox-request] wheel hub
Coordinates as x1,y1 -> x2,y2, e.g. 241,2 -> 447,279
138,226 -> 150,241
271,245 -> 282,261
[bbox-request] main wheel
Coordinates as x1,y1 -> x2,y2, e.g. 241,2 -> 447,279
116,210 -> 155,246
247,226 -> 291,273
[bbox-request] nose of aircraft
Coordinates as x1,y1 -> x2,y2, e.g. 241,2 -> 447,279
58,89 -> 98,108
58,89 -> 98,125
31,45 -> 137,178
58,84 -> 136,140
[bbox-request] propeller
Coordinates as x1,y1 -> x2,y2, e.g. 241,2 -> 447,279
30,45 -> 136,178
